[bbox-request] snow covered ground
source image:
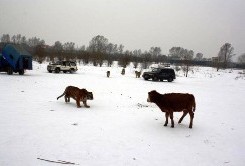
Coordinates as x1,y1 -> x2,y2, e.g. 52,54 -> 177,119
0,62 -> 245,166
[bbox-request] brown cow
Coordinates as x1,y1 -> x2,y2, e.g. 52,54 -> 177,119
147,90 -> 196,128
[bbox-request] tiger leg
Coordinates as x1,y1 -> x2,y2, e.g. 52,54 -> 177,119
65,95 -> 68,102
83,101 -> 90,108
76,100 -> 81,108
76,97 -> 81,108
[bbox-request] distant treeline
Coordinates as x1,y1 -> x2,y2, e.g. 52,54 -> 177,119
1,34 -> 244,69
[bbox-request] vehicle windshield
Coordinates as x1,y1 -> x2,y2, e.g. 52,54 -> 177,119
151,68 -> 160,72
50,61 -> 61,65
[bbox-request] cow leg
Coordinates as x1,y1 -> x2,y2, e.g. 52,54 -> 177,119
188,111 -> 194,128
178,110 -> 188,124
170,112 -> 174,128
164,112 -> 169,126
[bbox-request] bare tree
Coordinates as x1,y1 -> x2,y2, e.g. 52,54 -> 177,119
62,42 -> 76,60
106,43 -> 115,67
141,51 -> 152,69
238,53 -> 245,64
181,49 -> 194,77
80,45 -> 86,51
118,44 -> 124,54
63,42 -> 75,52
169,47 -> 184,59
89,35 -> 108,52
28,37 -> 45,47
52,41 -> 63,61
88,35 -> 108,66
35,44 -> 46,63
16,34 -> 22,44
149,47 -> 161,63
11,35 -> 17,43
1,34 -> 11,43
195,53 -> 203,61
218,43 -> 235,69
169,47 -> 194,77
21,36 -> 27,44
75,45 -> 88,64
78,49 -> 90,65
118,50 -> 131,68
238,53 -> 245,68
132,49 -> 141,68
53,41 -> 63,51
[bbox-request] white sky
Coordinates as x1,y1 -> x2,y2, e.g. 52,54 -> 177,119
0,0 -> 244,58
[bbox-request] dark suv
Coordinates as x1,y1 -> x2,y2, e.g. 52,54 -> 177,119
142,68 -> 176,82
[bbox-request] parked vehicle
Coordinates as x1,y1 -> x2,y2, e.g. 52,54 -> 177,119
142,67 -> 176,82
0,44 -> 32,75
47,61 -> 78,73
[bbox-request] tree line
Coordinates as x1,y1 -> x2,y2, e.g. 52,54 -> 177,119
1,34 -> 244,70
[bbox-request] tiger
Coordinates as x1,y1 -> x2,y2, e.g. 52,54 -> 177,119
57,86 -> 93,108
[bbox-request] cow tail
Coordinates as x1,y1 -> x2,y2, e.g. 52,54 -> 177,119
193,96 -> 196,112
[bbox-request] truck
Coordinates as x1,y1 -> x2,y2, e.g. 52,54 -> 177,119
0,44 -> 32,75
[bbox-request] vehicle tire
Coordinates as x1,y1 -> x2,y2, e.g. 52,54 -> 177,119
160,79 -> 163,82
143,75 -> 149,80
63,71 -> 67,73
7,67 -> 13,75
48,70 -> 52,73
153,76 -> 159,81
168,77 -> 173,82
55,68 -> 60,73
19,69 -> 24,75
69,69 -> 75,73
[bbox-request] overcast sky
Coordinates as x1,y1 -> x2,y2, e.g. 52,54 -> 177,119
0,0 -> 244,58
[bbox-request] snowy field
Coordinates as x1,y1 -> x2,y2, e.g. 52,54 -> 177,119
0,62 -> 245,166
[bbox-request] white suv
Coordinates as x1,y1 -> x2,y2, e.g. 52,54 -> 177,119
47,61 -> 78,73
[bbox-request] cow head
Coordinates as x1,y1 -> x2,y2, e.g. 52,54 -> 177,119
147,90 -> 158,102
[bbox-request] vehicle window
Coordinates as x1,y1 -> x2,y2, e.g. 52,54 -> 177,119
152,68 -> 160,72
70,62 -> 76,66
167,69 -> 173,73
162,69 -> 167,73
54,61 -> 61,65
